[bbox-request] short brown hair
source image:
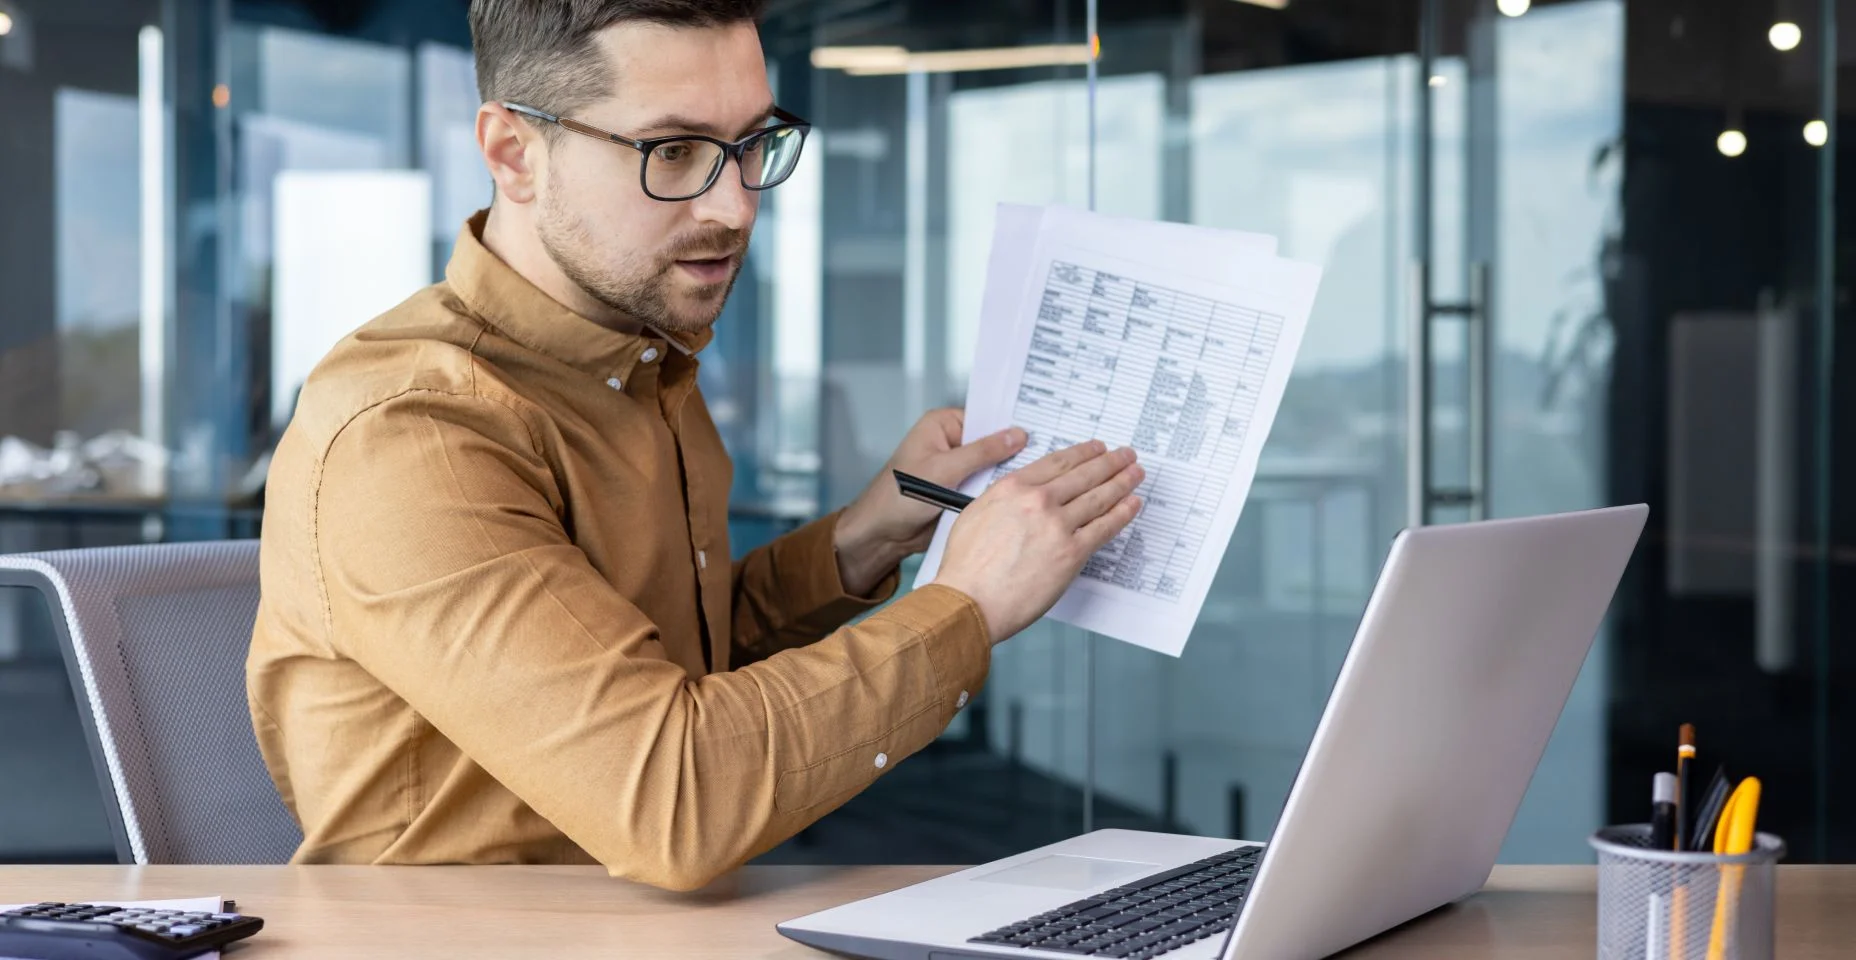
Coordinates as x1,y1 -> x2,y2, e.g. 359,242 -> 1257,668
470,0 -> 764,118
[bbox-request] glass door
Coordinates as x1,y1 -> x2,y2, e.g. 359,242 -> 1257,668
1414,0 -> 1623,531
1083,0 -> 1426,849
1416,0 -> 1625,859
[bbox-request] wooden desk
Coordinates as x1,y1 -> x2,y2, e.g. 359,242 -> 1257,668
1,865 -> 1852,958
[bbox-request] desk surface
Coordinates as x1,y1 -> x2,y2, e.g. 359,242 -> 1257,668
1,865 -> 1852,958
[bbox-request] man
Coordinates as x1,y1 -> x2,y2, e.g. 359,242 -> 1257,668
247,0 -> 1143,891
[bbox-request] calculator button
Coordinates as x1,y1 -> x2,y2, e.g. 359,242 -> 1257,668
168,924 -> 204,937
136,923 -> 168,932
211,913 -> 241,921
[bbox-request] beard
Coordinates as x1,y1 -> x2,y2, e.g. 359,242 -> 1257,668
537,184 -> 747,335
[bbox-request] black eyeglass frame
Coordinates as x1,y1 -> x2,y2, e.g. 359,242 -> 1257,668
501,101 -> 812,202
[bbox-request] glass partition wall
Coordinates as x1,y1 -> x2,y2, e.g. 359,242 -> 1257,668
758,0 -> 1851,865
2,0 -> 1852,864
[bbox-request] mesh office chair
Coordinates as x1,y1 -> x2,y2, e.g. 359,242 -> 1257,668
0,540 -> 302,864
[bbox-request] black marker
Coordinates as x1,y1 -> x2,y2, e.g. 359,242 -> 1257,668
1650,772 -> 1677,850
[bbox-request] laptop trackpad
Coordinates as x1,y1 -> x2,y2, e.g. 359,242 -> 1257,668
971,855 -> 1157,891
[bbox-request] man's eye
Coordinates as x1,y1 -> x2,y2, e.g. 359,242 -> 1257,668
653,142 -> 693,163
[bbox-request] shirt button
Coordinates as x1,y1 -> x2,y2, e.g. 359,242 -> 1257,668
956,691 -> 969,709
641,347 -> 660,363
874,753 -> 888,770
605,377 -> 623,391
697,549 -> 708,570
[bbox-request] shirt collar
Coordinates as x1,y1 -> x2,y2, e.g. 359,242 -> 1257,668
445,210 -> 713,383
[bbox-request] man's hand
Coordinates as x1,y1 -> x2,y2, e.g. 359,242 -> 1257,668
833,408 -> 1028,596
933,441 -> 1143,644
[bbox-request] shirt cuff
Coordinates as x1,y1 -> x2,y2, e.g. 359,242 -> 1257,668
870,583 -> 992,718
766,510 -> 901,637
767,583 -> 992,819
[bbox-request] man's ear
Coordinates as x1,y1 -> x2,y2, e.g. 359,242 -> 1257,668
479,102 -> 542,204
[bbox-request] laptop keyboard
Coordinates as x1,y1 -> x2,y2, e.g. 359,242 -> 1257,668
967,845 -> 1263,958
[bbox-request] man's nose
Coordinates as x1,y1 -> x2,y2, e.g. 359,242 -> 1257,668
689,158 -> 757,232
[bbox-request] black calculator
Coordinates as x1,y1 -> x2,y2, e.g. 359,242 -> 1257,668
0,902 -> 263,960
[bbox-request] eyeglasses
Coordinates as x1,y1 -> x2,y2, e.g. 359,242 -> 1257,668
502,102 -> 812,202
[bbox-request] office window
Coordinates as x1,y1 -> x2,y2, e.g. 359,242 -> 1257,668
6,0 -> 1856,866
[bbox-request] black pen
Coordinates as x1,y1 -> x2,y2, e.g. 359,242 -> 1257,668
1690,765 -> 1731,852
893,470 -> 973,514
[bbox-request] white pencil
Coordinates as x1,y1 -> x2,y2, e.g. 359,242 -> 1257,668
1647,890 -> 1665,959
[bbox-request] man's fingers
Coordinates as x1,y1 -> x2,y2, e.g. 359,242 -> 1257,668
1063,463 -> 1144,526
1012,439 -> 1108,486
936,426 -> 1027,480
1076,495 -> 1142,552
1044,446 -> 1136,505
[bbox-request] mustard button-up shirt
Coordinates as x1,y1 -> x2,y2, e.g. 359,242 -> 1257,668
247,212 -> 991,889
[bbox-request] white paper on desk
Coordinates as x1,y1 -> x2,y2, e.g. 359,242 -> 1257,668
1,897 -> 225,960
918,205 -> 1320,657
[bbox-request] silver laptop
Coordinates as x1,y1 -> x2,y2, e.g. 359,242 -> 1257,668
779,504 -> 1648,960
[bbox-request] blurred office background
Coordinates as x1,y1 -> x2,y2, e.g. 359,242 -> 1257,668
2,0 -> 1853,866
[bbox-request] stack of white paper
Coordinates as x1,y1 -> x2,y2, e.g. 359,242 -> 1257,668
917,204 -> 1322,657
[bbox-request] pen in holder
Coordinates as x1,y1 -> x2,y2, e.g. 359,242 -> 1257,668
1589,824 -> 1785,960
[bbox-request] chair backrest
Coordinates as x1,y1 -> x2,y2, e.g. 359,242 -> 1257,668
0,541 -> 302,864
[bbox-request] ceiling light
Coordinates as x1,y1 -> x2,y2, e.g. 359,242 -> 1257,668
0,12 -> 13,36
1769,22 -> 1802,51
874,44 -> 1093,75
814,44 -> 1095,77
1229,0 -> 1290,9
1428,75 -> 1447,87
1805,119 -> 1828,147
1497,0 -> 1530,16
810,46 -> 909,72
1717,129 -> 1747,158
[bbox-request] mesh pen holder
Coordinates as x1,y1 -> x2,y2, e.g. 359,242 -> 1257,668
1590,824 -> 1786,960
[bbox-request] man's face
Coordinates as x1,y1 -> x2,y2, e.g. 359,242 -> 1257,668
535,21 -> 772,334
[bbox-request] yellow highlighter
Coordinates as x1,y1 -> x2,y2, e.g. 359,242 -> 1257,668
1705,777 -> 1762,960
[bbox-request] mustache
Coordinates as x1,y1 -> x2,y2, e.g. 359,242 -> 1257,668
662,227 -> 748,263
